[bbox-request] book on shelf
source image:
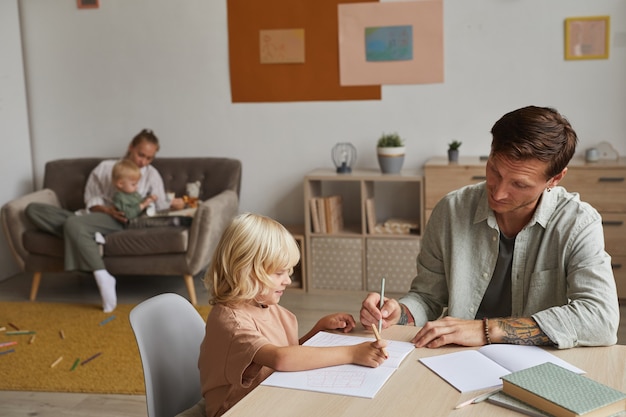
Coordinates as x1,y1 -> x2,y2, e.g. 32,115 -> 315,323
365,198 -> 377,234
309,195 -> 343,234
324,195 -> 344,234
419,344 -> 584,393
309,198 -> 321,233
500,362 -> 626,417
316,197 -> 327,233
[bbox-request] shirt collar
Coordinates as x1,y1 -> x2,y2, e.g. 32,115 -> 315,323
474,183 -> 556,231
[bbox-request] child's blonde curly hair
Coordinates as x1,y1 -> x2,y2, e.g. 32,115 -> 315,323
206,212 -> 300,306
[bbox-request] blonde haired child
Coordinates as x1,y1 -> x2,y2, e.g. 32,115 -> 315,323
198,213 -> 387,417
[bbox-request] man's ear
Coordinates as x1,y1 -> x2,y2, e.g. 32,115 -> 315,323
549,167 -> 568,188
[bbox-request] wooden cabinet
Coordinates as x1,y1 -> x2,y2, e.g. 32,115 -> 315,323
304,169 -> 423,294
424,156 -> 487,223
424,156 -> 626,299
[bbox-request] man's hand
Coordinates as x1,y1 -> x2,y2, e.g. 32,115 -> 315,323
411,317 -> 485,348
359,292 -> 402,330
90,205 -> 128,224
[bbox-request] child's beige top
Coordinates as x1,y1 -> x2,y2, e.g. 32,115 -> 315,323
199,302 -> 298,417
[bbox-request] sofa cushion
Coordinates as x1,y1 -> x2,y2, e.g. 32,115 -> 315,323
22,227 -> 189,258
104,227 -> 189,256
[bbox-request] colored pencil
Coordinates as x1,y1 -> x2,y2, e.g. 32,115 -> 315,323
50,356 -> 63,368
99,315 -> 116,326
81,352 -> 102,366
370,323 -> 389,358
5,330 -> 35,335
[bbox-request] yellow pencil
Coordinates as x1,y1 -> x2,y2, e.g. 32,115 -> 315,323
50,356 -> 63,368
370,323 -> 389,358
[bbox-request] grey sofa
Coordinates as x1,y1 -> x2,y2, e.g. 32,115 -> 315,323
1,157 -> 242,305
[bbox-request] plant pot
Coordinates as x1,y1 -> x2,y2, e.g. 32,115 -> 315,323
448,149 -> 459,163
377,146 -> 405,174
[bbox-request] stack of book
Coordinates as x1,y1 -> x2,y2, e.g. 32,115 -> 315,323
309,195 -> 343,234
498,362 -> 626,417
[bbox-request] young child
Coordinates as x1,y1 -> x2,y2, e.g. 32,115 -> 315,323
198,213 -> 388,417
111,159 -> 157,220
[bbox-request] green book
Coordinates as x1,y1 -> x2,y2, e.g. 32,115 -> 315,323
501,362 -> 626,417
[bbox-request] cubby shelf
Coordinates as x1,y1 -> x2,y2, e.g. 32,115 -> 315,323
303,169 -> 423,293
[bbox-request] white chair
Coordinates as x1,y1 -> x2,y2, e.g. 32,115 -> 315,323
130,293 -> 207,417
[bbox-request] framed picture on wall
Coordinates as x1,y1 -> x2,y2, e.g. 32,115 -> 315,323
564,16 -> 610,60
77,0 -> 99,9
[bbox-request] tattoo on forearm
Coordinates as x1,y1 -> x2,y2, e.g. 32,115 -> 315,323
497,318 -> 552,346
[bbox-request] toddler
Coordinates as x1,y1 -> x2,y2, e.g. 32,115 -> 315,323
111,159 -> 157,220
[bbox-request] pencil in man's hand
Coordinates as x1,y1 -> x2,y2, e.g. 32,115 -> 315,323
370,323 -> 389,358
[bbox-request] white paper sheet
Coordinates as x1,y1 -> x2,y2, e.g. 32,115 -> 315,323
419,345 -> 584,393
261,331 -> 415,398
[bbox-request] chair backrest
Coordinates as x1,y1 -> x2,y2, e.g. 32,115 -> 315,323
130,293 -> 206,417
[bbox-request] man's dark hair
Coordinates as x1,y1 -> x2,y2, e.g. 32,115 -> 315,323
490,106 -> 578,179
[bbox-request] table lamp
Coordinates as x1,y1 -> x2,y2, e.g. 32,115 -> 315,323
331,142 -> 357,174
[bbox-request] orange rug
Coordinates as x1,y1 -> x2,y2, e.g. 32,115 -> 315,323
0,301 -> 210,394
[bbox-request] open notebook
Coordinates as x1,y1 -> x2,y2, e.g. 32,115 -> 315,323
261,331 -> 415,398
419,344 -> 584,393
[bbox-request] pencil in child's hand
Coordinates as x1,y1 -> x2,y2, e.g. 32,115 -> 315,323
370,323 -> 389,358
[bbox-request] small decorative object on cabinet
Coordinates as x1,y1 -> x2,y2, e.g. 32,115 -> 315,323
304,169 -> 423,294
331,142 -> 357,174
424,156 -> 626,301
447,140 -> 462,162
377,133 -> 405,174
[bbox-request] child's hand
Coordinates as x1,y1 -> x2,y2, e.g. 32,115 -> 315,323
351,340 -> 388,368
141,195 -> 157,205
317,313 -> 356,333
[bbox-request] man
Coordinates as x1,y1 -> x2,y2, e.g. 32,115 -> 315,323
360,106 -> 619,349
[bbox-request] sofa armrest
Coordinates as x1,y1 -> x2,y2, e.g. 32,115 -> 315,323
185,189 -> 239,275
1,189 -> 61,270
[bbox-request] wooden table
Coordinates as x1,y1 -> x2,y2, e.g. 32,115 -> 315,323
222,326 -> 626,417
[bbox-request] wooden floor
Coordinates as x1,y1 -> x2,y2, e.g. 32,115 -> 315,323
0,272 -> 624,417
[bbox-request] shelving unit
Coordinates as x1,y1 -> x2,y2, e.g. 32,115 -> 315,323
304,169 -> 423,293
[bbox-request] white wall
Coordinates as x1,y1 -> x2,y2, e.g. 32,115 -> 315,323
5,0 -> 626,278
0,0 -> 33,279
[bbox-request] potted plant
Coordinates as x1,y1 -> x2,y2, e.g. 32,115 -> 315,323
377,133 -> 405,174
448,140 -> 462,162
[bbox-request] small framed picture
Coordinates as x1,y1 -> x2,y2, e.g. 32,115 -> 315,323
564,16 -> 610,60
77,0 -> 99,9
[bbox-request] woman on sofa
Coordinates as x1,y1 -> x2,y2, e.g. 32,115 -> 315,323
25,129 -> 184,313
